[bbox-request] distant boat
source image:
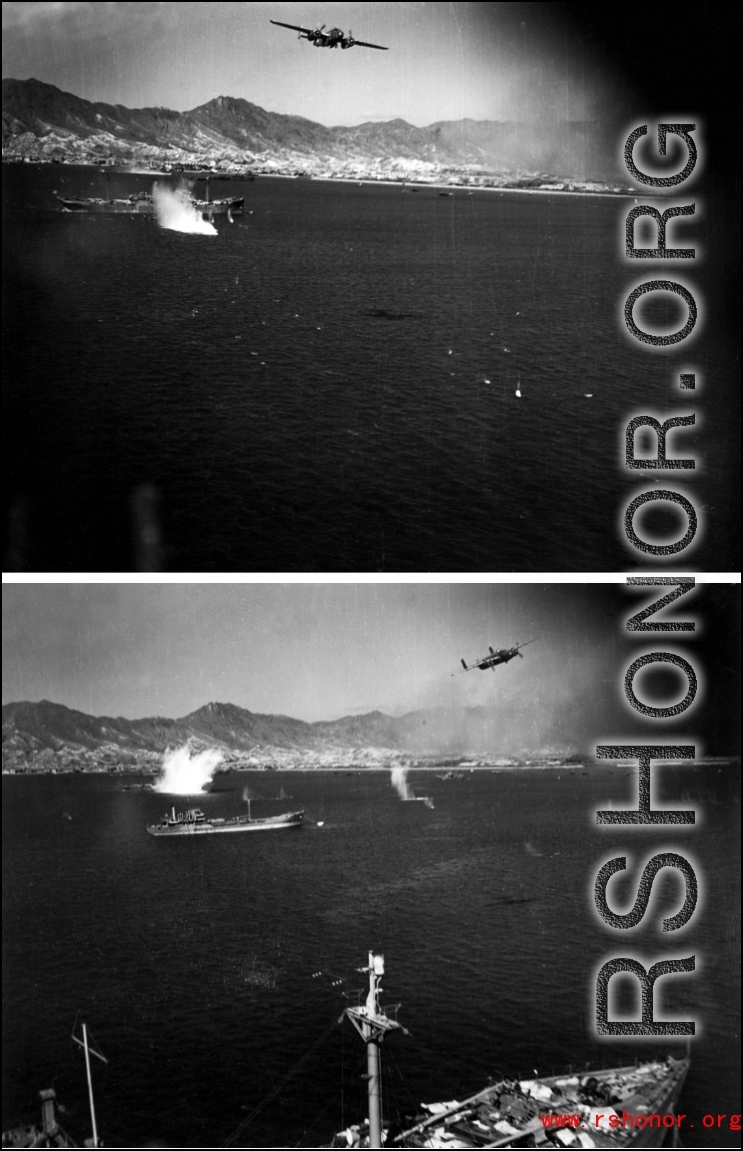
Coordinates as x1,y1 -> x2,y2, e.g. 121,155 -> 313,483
146,806 -> 304,835
56,194 -> 244,215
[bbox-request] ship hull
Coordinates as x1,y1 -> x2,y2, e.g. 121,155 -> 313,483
57,196 -> 244,215
147,810 -> 304,836
335,1056 -> 690,1149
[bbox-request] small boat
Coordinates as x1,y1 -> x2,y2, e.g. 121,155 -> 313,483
331,953 -> 690,1149
146,806 -> 304,835
56,194 -> 244,215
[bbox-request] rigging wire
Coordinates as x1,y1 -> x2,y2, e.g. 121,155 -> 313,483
294,1041 -> 365,1149
220,1017 -> 341,1147
393,1046 -> 417,1110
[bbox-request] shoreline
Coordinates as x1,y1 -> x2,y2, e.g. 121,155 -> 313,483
268,174 -> 637,198
4,759 -> 732,778
3,763 -> 585,776
2,158 -> 636,198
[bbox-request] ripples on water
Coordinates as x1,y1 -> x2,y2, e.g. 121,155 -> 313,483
3,168 -> 735,570
2,769 -> 739,1147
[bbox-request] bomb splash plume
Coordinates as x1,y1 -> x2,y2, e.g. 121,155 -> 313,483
152,183 -> 217,235
153,745 -> 223,794
390,766 -> 434,808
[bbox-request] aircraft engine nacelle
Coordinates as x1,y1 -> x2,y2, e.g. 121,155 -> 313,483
341,37 -> 355,48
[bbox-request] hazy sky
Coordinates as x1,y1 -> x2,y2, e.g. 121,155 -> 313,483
2,2 -> 628,126
3,583 -> 607,716
2,582 -> 709,747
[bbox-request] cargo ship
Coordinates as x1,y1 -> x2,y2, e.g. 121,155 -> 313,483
332,954 -> 691,1149
55,193 -> 244,215
146,806 -> 304,835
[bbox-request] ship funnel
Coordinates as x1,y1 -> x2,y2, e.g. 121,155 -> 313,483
39,1090 -> 58,1136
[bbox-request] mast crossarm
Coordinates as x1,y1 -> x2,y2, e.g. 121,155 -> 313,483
345,1006 -> 402,1043
71,1035 -> 108,1063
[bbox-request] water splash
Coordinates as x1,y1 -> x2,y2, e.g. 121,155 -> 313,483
153,745 -> 223,794
391,766 -> 434,808
152,183 -> 217,235
391,765 -> 413,800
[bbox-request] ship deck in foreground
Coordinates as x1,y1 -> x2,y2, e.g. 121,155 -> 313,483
332,954 -> 689,1150
369,1056 -> 690,1148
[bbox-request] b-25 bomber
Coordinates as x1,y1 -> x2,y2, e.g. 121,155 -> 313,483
457,638 -> 539,673
270,20 -> 388,50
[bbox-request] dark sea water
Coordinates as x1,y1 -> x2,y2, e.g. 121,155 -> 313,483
2,769 -> 740,1148
2,166 -> 737,571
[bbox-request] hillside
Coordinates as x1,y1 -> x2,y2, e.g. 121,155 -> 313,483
2,77 -> 624,185
1,698 -> 575,772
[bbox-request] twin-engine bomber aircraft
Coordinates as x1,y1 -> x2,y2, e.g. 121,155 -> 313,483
270,20 -> 388,50
457,638 -> 539,674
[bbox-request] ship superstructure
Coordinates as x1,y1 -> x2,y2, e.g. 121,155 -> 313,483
334,955 -> 690,1150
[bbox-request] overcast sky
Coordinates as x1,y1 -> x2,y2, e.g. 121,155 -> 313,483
2,583 -> 609,716
2,2 -> 629,127
3,581 -> 713,752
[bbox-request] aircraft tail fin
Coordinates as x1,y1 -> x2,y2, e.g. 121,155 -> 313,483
461,659 -> 468,671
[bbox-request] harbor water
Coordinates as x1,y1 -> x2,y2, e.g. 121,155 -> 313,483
2,166 -> 736,572
2,768 -> 740,1147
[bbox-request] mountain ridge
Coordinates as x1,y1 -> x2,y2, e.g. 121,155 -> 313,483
2,698 -> 574,770
2,76 -> 623,181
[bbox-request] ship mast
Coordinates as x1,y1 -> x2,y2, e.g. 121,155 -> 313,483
71,1022 -> 108,1148
345,952 -> 403,1149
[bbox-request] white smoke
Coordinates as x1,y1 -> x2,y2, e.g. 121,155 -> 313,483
390,765 -> 413,800
391,765 -> 434,808
153,745 -> 224,794
152,183 -> 217,235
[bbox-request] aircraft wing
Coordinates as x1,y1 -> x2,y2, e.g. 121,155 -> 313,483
351,39 -> 389,50
270,20 -> 314,34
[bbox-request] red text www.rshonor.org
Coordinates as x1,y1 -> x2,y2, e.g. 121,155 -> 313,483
540,1111 -> 742,1132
